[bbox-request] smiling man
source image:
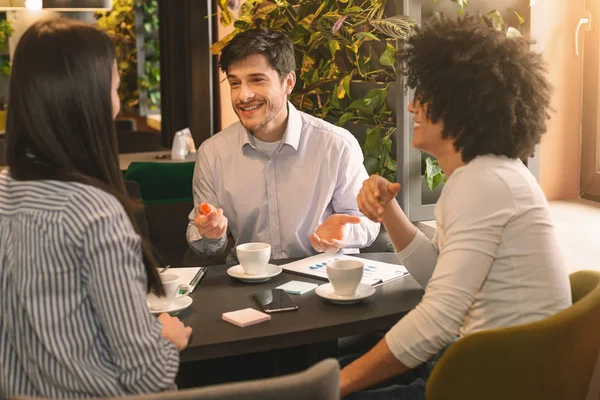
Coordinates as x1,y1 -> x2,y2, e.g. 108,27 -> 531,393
186,29 -> 379,261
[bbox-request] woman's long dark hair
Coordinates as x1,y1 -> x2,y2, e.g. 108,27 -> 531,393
6,18 -> 164,295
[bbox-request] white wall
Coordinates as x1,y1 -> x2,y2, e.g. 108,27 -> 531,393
7,9 -> 95,60
530,0 -> 585,200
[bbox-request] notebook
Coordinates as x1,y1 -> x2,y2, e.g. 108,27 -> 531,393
277,280 -> 318,295
222,308 -> 271,327
158,267 -> 207,293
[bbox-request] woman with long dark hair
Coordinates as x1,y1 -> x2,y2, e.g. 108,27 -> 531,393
0,18 -> 191,398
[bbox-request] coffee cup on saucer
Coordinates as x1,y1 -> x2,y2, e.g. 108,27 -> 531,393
326,259 -> 364,296
147,273 -> 190,311
236,242 -> 271,276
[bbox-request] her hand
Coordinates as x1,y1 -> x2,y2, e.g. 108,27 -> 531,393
357,175 -> 401,223
159,313 -> 192,352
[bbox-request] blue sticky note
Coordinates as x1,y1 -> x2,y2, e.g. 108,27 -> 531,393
277,280 -> 318,295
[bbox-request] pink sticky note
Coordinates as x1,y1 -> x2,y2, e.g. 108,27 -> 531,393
222,308 -> 271,327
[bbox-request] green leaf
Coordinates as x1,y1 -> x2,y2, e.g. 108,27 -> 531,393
386,157 -> 397,172
298,2 -> 326,29
363,88 -> 387,111
364,156 -> 380,176
219,9 -> 234,26
511,9 -> 525,26
425,157 -> 444,191
506,27 -> 521,38
381,136 -> 392,153
345,6 -> 363,13
308,31 -> 323,46
451,0 -> 468,14
356,32 -> 379,41
233,19 -> 249,30
289,25 -> 310,45
272,15 -> 289,30
342,75 -> 351,98
337,82 -> 346,99
301,54 -> 315,74
330,91 -> 342,109
337,112 -> 355,127
485,10 -> 504,31
379,43 -> 396,73
329,40 -> 340,58
239,1 -> 252,18
210,30 -> 238,55
255,1 -> 279,16
347,99 -> 374,116
364,127 -> 383,156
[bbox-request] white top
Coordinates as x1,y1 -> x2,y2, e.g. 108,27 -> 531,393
385,155 -> 572,368
252,137 -> 282,158
186,102 -> 380,259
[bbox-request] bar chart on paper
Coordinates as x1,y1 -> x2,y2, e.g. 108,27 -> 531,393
280,254 -> 409,286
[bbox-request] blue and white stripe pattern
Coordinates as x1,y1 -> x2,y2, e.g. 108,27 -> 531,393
0,170 -> 179,399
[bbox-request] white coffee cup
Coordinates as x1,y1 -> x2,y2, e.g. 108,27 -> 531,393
147,273 -> 190,311
327,259 -> 364,296
237,242 -> 271,275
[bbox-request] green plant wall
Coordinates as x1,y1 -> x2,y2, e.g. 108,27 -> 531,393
138,0 -> 160,113
212,0 -> 410,182
96,0 -> 139,110
96,0 -> 160,114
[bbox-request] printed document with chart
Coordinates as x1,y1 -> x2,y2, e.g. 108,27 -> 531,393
280,254 -> 409,286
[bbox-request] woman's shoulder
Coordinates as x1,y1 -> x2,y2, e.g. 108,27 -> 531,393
63,182 -> 129,225
0,170 -> 119,212
449,155 -> 533,190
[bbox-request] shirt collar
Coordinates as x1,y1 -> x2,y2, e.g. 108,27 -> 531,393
239,101 -> 302,151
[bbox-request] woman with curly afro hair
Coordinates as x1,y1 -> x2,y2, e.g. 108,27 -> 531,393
340,14 -> 571,399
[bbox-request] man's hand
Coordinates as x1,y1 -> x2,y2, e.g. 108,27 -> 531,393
158,313 -> 192,352
310,214 -> 361,253
357,175 -> 401,223
194,202 -> 228,239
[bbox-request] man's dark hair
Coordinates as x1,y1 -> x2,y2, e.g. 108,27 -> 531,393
400,14 -> 552,162
219,29 -> 296,80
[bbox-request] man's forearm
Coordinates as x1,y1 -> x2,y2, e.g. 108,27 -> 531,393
186,223 -> 228,256
382,201 -> 418,252
340,338 -> 409,397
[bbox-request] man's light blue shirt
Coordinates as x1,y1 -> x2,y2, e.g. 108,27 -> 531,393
186,103 -> 380,259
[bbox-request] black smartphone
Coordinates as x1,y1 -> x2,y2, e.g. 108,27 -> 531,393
253,289 -> 299,313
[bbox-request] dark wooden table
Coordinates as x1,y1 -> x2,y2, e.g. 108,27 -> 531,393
179,252 -> 424,363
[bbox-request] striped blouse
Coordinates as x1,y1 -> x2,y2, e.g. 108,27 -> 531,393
0,170 -> 179,399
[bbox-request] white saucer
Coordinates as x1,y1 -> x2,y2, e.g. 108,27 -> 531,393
148,295 -> 193,315
315,283 -> 376,304
226,264 -> 283,283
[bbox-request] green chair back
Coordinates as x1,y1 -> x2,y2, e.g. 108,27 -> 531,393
124,161 -> 194,204
426,270 -> 600,400
124,161 -> 195,265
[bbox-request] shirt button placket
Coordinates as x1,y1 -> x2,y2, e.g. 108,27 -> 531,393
265,158 -> 282,258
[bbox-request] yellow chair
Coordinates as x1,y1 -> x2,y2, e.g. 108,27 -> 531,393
426,270 -> 600,400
